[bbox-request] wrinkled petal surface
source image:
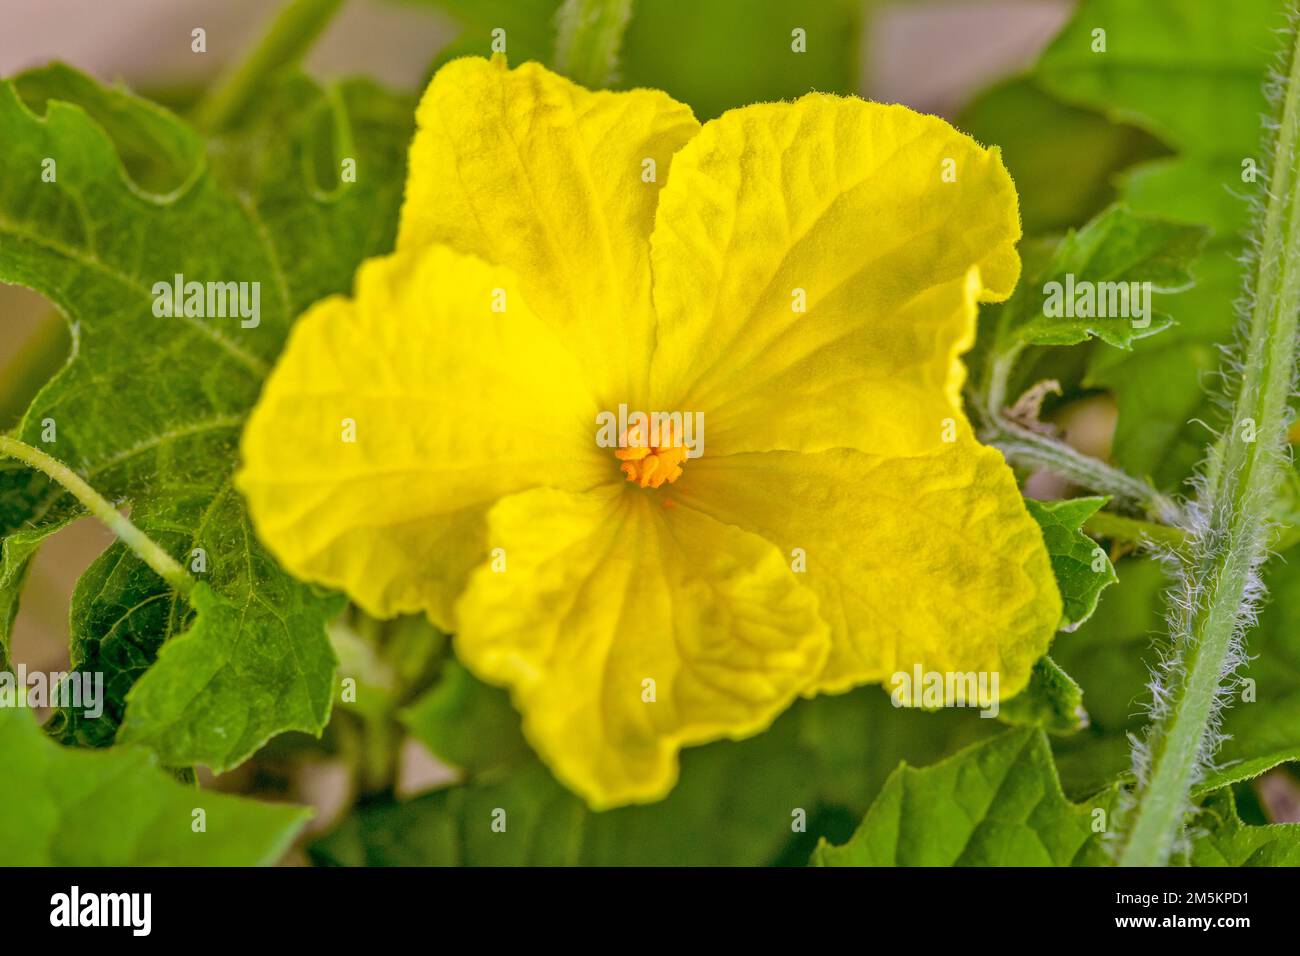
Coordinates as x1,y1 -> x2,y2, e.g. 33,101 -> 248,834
401,56 -> 700,407
671,442 -> 1062,695
647,95 -> 1020,457
455,486 -> 829,807
237,244 -> 607,629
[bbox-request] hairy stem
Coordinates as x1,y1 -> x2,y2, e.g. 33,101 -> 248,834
0,437 -> 192,595
193,0 -> 344,132
1114,22 -> 1300,867
985,415 -> 1178,523
554,0 -> 635,88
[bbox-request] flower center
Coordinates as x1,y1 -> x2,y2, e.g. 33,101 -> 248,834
615,418 -> 688,489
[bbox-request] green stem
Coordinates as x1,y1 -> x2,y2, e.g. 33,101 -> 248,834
981,340 -> 1178,523
554,0 -> 635,88
1083,510 -> 1187,550
192,0 -> 345,132
1114,23 -> 1300,867
0,436 -> 192,595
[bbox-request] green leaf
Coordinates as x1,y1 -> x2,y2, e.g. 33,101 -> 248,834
1025,496 -> 1118,630
1196,753 -> 1300,797
1120,155 -> 1254,236
998,656 -> 1089,735
1005,204 -> 1208,351
116,583 -> 345,770
0,65 -> 411,768
812,728 -> 1116,866
1189,789 -> 1300,866
0,707 -> 309,865
1036,0 -> 1281,156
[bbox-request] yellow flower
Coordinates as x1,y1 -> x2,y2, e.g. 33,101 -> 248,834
237,57 -> 1062,808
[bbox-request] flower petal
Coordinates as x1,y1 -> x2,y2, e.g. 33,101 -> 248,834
400,57 -> 700,406
454,485 -> 829,808
672,442 -> 1061,697
647,94 -> 1020,457
237,244 -> 608,629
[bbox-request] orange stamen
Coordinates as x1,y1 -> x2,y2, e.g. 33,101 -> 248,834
614,418 -> 688,489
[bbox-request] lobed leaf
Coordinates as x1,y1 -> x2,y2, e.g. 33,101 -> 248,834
0,65 -> 411,769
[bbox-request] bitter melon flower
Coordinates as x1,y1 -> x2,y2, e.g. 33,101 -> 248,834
237,57 -> 1061,808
